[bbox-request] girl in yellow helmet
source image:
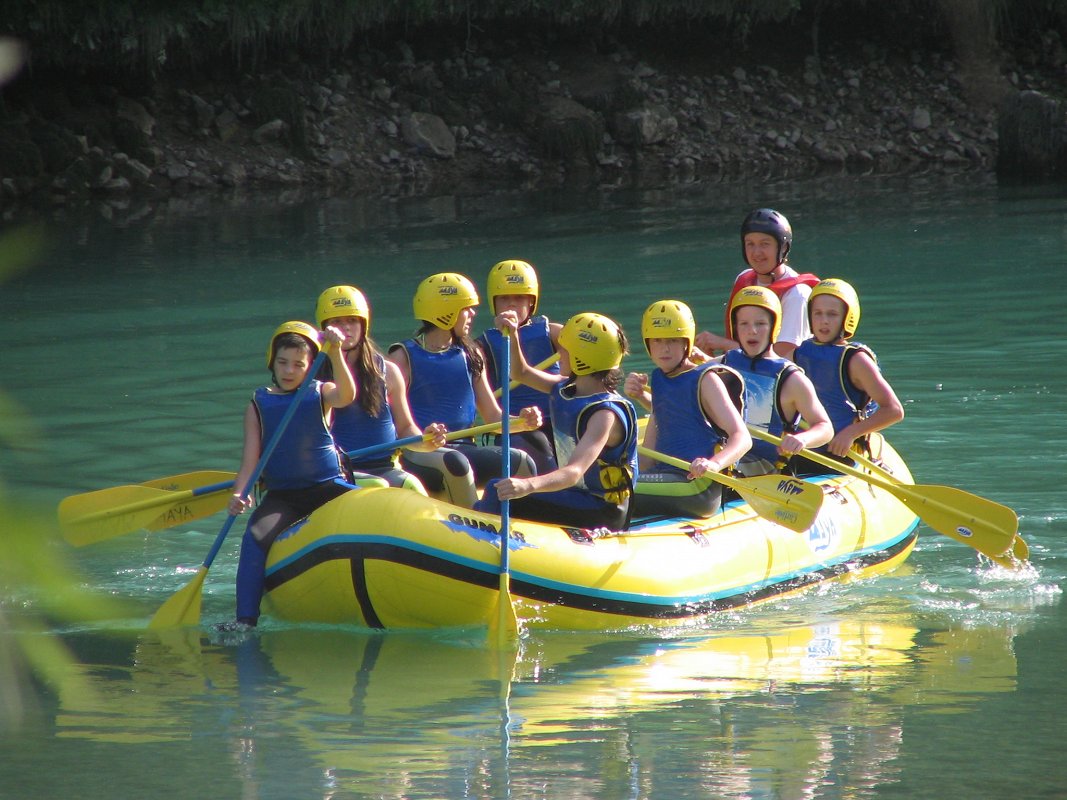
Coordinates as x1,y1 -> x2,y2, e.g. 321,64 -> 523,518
475,311 -> 638,531
224,321 -> 357,629
388,272 -> 542,508
475,259 -> 562,474
315,285 -> 447,493
720,286 -> 834,475
625,300 -> 752,518
793,279 -> 904,465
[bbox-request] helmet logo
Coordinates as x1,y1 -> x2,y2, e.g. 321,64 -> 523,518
504,275 -> 524,285
650,316 -> 671,328
577,330 -> 599,344
332,298 -> 353,309
440,286 -> 458,296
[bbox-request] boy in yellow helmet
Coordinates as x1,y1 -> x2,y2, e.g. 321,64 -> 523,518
224,321 -> 356,629
625,300 -> 752,518
476,311 -> 638,531
720,286 -> 833,475
793,279 -> 904,465
476,259 -> 562,474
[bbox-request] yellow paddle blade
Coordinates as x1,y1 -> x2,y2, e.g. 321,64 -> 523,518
148,566 -> 207,629
746,426 -> 1021,559
886,482 -> 1019,559
725,473 -> 824,533
488,572 -> 520,649
638,446 -> 824,533
59,471 -> 235,546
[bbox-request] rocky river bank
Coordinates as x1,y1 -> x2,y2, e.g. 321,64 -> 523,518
2,26 -> 1065,222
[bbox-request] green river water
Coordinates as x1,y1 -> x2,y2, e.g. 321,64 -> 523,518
1,172 -> 1065,799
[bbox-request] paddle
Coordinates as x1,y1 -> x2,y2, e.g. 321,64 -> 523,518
59,471 -> 236,547
149,344 -> 332,629
62,421 -> 511,546
848,442 -> 1029,564
488,329 -> 520,647
746,426 -> 1021,560
492,352 -> 560,398
637,446 -> 824,533
343,419 -> 506,462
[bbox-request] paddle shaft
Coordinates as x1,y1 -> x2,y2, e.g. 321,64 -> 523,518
638,446 -> 747,496
73,479 -> 235,524
200,346 -> 331,570
343,419 -> 506,462
500,336 -> 512,577
490,329 -> 520,646
493,352 -> 560,398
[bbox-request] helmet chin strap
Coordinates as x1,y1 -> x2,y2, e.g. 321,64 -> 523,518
664,353 -> 688,376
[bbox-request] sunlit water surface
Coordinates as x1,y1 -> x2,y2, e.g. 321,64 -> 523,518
2,173 -> 1065,799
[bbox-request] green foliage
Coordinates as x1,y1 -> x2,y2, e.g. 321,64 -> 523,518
0,224 -> 133,733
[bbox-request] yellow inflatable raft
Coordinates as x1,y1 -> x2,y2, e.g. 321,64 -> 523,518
263,439 -> 919,631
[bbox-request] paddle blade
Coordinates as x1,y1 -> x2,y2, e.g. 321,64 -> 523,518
889,483 -> 1018,558
148,566 -> 207,629
59,471 -> 235,546
489,572 -> 520,648
728,474 -> 824,533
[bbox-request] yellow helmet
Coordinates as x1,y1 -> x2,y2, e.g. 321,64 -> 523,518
641,299 -> 695,357
809,278 -> 861,339
487,259 -> 539,315
559,312 -> 627,375
413,272 -> 479,331
728,285 -> 782,344
266,321 -> 321,369
316,285 -> 371,330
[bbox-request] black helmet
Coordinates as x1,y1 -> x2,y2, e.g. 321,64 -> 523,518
740,208 -> 792,266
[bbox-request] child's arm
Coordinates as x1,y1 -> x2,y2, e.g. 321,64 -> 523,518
694,371 -> 752,474
779,374 -> 833,455
472,362 -> 504,424
385,360 -> 447,452
494,408 -> 617,500
832,351 -> 905,456
320,326 -> 356,409
498,311 -> 563,394
228,402 -> 262,515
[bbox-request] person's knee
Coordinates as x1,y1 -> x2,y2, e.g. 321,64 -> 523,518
442,449 -> 473,477
512,451 -> 536,478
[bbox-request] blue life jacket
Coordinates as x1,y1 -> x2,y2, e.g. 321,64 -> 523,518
478,315 -> 558,417
253,381 -> 344,491
649,363 -> 743,472
722,349 -> 801,462
331,353 -> 398,470
794,339 -> 879,436
551,380 -> 638,504
396,338 -> 476,433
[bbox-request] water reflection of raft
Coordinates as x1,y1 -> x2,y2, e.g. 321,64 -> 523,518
262,439 -> 920,631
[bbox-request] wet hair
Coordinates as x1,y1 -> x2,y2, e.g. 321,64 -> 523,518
320,332 -> 387,417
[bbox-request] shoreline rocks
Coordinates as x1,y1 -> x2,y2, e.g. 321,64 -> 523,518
1,32 -> 1065,220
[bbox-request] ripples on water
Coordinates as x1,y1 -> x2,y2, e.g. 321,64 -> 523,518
2,173 -> 1066,799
